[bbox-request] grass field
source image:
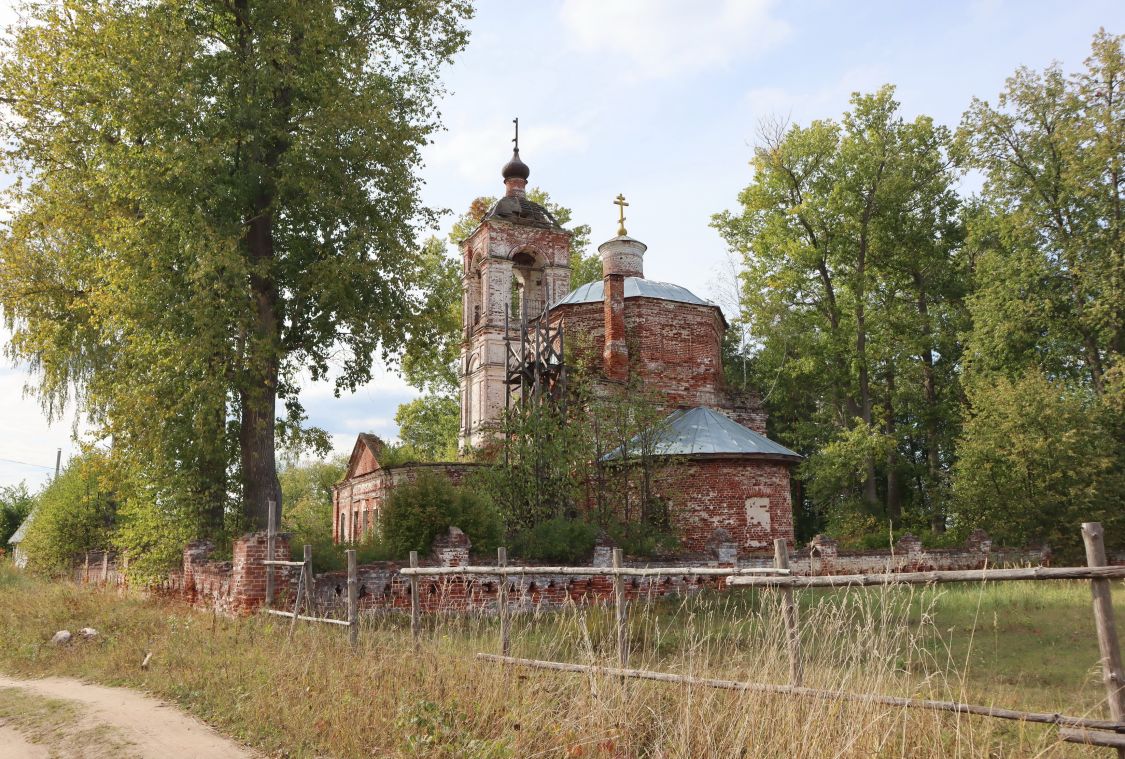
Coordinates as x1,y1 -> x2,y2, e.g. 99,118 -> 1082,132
0,562 -> 1121,757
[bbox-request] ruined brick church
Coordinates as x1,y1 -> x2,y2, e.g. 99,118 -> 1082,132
334,135 -> 800,555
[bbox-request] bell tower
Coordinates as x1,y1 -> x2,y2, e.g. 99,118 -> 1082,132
458,121 -> 572,450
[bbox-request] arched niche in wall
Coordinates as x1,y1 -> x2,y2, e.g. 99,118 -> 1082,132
462,353 -> 480,433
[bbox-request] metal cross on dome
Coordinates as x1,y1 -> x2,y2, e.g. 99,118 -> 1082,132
512,117 -> 519,151
614,193 -> 629,236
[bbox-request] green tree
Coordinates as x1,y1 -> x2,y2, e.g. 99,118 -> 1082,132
278,456 -> 346,568
392,235 -> 462,461
0,0 -> 472,532
395,394 -> 459,461
0,483 -> 35,548
953,30 -> 1124,552
952,372 -> 1122,559
958,30 -> 1125,393
713,87 -> 966,535
20,453 -> 117,573
401,237 -> 463,397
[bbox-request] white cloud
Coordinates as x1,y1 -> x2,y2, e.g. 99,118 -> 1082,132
427,120 -> 588,183
297,364 -> 414,401
559,0 -> 790,79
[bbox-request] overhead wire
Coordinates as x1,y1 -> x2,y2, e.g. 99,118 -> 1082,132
0,456 -> 54,470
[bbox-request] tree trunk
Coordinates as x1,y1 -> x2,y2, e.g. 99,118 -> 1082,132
231,0 -> 292,530
913,274 -> 945,533
885,367 -> 901,525
201,394 -> 228,535
239,189 -> 281,530
856,232 -> 878,509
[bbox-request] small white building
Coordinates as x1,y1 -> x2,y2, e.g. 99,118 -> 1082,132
8,510 -> 35,568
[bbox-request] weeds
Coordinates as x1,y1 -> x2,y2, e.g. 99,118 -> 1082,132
0,562 -> 1119,757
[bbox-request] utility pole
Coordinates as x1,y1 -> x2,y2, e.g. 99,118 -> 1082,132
54,448 -> 61,480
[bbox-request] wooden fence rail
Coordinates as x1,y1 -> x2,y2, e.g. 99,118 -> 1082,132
726,565 -> 1125,588
468,522 -> 1124,755
262,499 -> 358,647
475,654 -> 1125,738
398,565 -> 790,577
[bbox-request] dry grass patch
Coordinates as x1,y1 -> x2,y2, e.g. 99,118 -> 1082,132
0,563 -> 1119,757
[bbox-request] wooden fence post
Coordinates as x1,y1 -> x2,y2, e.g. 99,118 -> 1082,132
83,552 -> 89,584
409,550 -> 420,645
288,560 -> 305,640
265,499 -> 276,609
101,551 -> 109,586
303,544 -> 314,616
498,547 -> 510,656
347,549 -> 358,649
613,548 -> 627,669
1081,522 -> 1125,757
775,538 -> 803,686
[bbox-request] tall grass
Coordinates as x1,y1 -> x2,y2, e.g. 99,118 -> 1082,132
0,563 -> 1118,757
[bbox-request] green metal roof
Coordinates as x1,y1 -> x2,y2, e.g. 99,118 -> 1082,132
601,407 -> 802,462
551,277 -> 715,308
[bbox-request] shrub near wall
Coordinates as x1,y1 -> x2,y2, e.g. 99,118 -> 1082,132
382,472 -> 502,557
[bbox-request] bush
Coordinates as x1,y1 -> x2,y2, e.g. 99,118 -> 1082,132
605,520 -> 679,558
509,518 -> 598,563
20,453 -> 117,573
382,473 -> 502,558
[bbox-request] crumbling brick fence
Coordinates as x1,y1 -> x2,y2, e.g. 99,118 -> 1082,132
163,526 -> 1053,620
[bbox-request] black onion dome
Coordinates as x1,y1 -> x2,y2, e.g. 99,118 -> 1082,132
501,149 -> 530,180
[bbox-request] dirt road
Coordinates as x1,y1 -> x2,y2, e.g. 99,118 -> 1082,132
0,674 -> 257,758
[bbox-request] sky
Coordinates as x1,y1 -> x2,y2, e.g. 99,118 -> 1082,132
1,0 -> 1122,490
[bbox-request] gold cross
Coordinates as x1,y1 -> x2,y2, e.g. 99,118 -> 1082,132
614,193 -> 629,236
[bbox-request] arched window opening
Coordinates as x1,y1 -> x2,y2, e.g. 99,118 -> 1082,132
511,249 -> 546,318
510,275 -> 522,320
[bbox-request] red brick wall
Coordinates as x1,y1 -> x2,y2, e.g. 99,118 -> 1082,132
158,528 -> 1048,618
175,532 -> 292,616
603,275 -> 628,381
656,458 -> 795,553
549,297 -> 767,433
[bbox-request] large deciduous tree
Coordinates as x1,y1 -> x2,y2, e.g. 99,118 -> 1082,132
713,86 -> 965,538
953,30 -> 1124,555
0,0 -> 472,530
958,29 -> 1124,392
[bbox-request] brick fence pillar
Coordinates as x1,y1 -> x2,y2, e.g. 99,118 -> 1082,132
895,533 -> 923,556
182,540 -> 215,604
230,531 -> 291,614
